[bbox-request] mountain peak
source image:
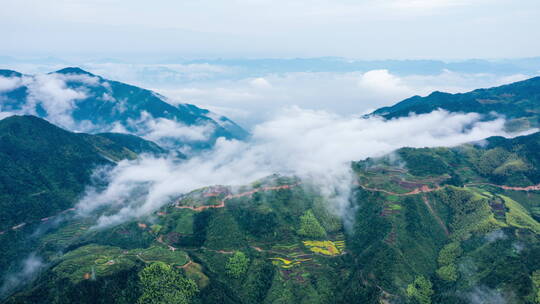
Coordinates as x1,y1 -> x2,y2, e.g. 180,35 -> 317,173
427,90 -> 450,97
54,67 -> 95,76
0,69 -> 22,78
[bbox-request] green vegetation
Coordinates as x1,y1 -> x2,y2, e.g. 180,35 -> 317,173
52,244 -> 139,284
433,187 -> 500,240
532,270 -> 540,303
182,262 -> 209,289
0,115 -> 146,231
436,264 -> 458,282
436,242 -> 461,281
437,242 -> 462,266
0,115 -> 168,280
150,224 -> 162,234
225,251 -> 250,278
136,246 -> 189,267
371,76 -> 540,131
297,210 -> 327,239
97,132 -> 166,156
398,148 -> 450,176
502,195 -> 540,233
406,276 -> 434,304
302,240 -> 341,256
4,127 -> 540,303
138,262 -> 198,304
311,197 -> 342,233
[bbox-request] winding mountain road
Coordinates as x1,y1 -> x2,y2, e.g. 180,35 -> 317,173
357,181 -> 540,197
175,183 -> 301,211
465,182 -> 540,191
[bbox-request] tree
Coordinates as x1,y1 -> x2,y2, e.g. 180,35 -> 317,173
226,251 -> 250,278
437,242 -> 462,266
406,276 -> 434,304
436,264 -> 458,282
297,210 -> 326,239
150,224 -> 162,234
138,262 -> 198,304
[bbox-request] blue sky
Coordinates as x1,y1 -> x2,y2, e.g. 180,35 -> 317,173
1,0 -> 539,59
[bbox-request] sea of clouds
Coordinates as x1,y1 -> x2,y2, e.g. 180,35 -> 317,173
76,107 -> 533,229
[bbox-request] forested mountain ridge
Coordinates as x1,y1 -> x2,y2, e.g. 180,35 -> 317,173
0,115 -> 163,232
371,76 -> 540,131
0,67 -> 248,150
3,130 -> 539,304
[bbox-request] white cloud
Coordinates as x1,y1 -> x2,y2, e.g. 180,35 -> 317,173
25,74 -> 88,129
0,76 -> 23,92
0,253 -> 44,298
0,111 -> 15,120
249,77 -> 272,89
3,63 -> 534,130
57,73 -> 101,86
138,114 -> 215,143
0,73 -> 108,131
466,286 -> 507,304
358,69 -> 412,98
76,108 -> 531,228
155,69 -> 531,128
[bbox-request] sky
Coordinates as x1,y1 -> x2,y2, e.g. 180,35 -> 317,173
1,0 -> 540,59
2,0 -> 539,127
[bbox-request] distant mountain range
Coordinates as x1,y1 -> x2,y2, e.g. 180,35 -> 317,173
371,76 -> 540,131
0,67 -> 248,150
3,56 -> 540,77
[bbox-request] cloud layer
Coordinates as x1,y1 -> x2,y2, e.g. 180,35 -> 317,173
77,108 -> 530,228
154,69 -> 530,127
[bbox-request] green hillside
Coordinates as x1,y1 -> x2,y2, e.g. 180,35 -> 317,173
4,133 -> 540,304
371,76 -> 540,131
96,132 -> 169,156
0,115 -> 162,231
